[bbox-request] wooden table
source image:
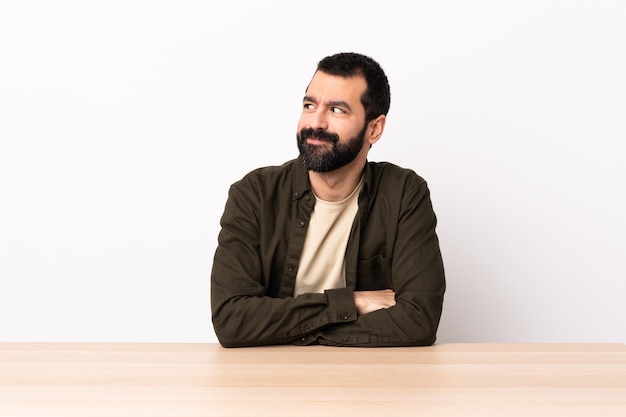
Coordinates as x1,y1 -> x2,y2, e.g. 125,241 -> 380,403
1,342 -> 625,416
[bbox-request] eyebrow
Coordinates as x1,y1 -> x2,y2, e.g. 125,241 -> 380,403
303,95 -> 353,112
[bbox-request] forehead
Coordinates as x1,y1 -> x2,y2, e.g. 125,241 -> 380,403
305,71 -> 367,107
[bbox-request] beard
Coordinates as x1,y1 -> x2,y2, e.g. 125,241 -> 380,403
297,124 -> 367,173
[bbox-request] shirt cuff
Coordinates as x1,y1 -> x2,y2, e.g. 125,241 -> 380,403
324,287 -> 357,323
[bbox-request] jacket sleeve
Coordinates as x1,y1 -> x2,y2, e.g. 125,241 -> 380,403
210,181 -> 358,348
299,177 -> 446,347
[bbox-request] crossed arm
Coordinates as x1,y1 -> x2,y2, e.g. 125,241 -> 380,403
354,289 -> 396,314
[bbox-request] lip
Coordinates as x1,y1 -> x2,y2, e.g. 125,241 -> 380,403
307,137 -> 333,145
306,137 -> 334,145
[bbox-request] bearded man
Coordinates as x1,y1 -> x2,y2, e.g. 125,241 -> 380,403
210,52 -> 446,347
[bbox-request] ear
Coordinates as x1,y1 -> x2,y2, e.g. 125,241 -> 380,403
367,114 -> 386,146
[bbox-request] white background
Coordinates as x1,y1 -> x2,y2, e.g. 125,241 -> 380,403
1,1 -> 624,343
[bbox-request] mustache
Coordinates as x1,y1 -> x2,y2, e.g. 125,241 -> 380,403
299,128 -> 339,143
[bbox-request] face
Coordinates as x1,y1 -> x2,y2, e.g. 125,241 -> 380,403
296,71 -> 369,173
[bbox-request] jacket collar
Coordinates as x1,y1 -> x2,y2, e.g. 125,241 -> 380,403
291,158 -> 375,201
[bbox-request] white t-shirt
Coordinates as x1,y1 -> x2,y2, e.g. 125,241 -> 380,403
293,177 -> 363,297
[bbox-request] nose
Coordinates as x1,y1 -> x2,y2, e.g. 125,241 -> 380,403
309,108 -> 328,131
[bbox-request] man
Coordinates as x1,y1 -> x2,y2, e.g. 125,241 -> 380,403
211,52 -> 445,347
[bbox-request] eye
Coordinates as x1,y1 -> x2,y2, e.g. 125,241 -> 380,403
330,106 -> 345,114
303,103 -> 315,111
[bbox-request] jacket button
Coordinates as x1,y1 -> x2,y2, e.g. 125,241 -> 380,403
340,312 -> 349,320
287,264 -> 294,272
298,220 -> 305,228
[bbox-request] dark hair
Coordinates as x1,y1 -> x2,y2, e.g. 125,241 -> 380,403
316,52 -> 391,123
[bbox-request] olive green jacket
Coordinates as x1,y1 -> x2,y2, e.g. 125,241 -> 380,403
211,159 -> 445,347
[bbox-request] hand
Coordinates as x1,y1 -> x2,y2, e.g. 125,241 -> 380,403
353,289 -> 396,315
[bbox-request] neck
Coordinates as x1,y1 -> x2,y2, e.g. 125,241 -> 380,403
309,160 -> 365,202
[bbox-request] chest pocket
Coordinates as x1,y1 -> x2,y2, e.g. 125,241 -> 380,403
356,254 -> 392,290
